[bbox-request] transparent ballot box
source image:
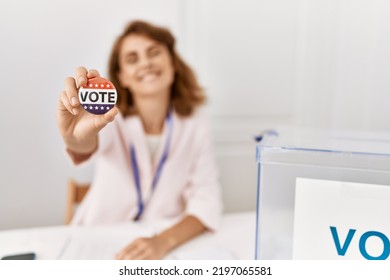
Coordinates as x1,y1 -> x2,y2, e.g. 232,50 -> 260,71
255,127 -> 390,260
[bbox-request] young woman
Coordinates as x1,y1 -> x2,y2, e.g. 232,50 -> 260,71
57,20 -> 222,259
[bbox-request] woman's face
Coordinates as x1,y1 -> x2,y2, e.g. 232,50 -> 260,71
118,34 -> 175,98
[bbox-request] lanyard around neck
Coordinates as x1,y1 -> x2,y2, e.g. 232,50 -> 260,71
130,111 -> 174,221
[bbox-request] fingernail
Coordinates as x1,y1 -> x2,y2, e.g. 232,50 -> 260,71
79,77 -> 86,86
72,108 -> 78,115
71,97 -> 78,106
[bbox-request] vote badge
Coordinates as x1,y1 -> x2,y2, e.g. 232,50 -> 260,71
78,77 -> 117,115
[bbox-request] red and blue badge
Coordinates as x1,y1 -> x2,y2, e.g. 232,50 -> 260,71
78,77 -> 117,115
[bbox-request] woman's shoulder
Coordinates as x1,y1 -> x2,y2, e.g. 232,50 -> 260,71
174,108 -> 213,144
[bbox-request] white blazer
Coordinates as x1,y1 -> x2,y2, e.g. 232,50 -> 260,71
70,109 -> 222,231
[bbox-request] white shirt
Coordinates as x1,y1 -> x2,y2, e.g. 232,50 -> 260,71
70,110 -> 223,231
145,134 -> 161,162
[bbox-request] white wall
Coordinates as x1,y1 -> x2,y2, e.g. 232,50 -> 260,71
182,0 -> 390,213
0,0 -> 184,229
1,0 -> 390,229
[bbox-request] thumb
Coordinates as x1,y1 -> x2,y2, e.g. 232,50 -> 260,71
93,107 -> 119,131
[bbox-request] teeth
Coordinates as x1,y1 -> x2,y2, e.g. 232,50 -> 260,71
140,73 -> 158,82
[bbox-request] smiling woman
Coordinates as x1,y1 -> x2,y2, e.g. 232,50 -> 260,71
109,21 -> 206,119
56,20 -> 222,260
118,35 -> 174,97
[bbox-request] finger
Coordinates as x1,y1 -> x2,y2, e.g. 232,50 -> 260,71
116,247 -> 140,260
59,90 -> 78,115
75,66 -> 88,87
119,252 -> 135,260
124,247 -> 144,260
133,249 -> 153,260
116,238 -> 147,260
116,243 -> 137,260
64,77 -> 79,108
93,107 -> 119,131
128,241 -> 150,259
87,69 -> 100,79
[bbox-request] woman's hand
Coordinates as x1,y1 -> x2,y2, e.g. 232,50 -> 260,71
115,216 -> 207,260
56,67 -> 118,154
115,236 -> 169,260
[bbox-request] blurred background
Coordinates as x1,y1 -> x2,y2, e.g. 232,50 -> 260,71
1,0 -> 390,229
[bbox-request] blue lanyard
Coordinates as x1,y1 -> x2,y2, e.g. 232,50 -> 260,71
130,111 -> 174,221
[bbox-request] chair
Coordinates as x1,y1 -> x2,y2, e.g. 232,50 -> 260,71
65,179 -> 90,224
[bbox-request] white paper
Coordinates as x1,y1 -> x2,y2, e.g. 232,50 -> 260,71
293,178 -> 390,260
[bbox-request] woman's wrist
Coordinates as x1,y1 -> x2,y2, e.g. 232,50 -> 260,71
64,136 -> 98,155
153,216 -> 207,257
154,232 -> 177,254
64,137 -> 98,164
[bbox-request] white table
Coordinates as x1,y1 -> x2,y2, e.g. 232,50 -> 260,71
0,212 -> 256,260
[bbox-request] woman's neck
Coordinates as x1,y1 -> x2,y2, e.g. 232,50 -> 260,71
134,93 -> 170,135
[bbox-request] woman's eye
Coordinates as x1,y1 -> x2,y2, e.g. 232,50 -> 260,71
149,48 -> 161,57
125,56 -> 137,64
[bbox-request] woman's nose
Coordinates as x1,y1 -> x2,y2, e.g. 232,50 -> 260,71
138,55 -> 152,68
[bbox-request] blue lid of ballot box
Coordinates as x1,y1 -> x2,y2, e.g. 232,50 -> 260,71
256,127 -> 390,158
